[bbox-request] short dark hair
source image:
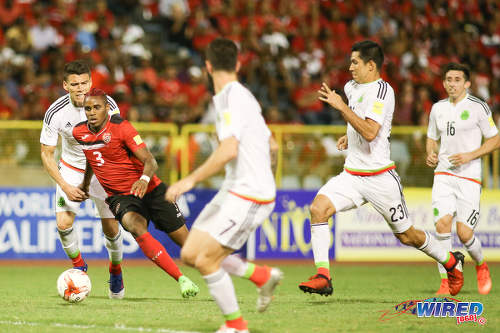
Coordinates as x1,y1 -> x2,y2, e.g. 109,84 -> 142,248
351,40 -> 384,70
63,60 -> 91,81
206,38 -> 238,71
84,88 -> 107,103
442,62 -> 470,81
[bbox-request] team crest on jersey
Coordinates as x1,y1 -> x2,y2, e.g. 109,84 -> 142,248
103,133 -> 112,143
460,110 -> 469,120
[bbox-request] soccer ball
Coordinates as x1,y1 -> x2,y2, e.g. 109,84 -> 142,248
57,269 -> 92,303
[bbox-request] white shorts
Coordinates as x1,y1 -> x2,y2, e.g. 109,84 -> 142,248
432,174 -> 481,229
55,161 -> 114,219
192,190 -> 275,250
317,170 -> 412,234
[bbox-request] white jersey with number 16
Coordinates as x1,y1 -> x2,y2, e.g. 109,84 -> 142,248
427,94 -> 498,181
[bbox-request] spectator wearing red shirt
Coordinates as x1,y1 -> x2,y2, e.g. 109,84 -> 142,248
415,85 -> 433,126
181,66 -> 210,123
292,71 -> 326,124
155,65 -> 186,108
0,0 -> 23,28
0,85 -> 18,119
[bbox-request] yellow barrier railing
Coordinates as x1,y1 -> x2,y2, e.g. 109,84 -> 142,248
0,121 -> 498,188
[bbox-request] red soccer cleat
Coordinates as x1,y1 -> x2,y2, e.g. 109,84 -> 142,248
446,251 -> 465,296
476,262 -> 492,295
298,274 -> 333,296
435,279 -> 450,295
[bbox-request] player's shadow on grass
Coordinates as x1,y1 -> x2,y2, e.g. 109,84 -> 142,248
125,297 -> 211,302
306,297 -> 396,305
421,289 -> 476,296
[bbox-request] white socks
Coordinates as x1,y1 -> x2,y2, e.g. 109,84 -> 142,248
221,255 -> 248,277
57,226 -> 80,259
203,268 -> 240,316
465,236 -> 484,265
105,229 -> 123,265
311,222 -> 330,269
435,232 -> 451,278
418,231 -> 449,264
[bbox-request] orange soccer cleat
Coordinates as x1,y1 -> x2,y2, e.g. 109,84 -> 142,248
435,279 -> 450,295
298,274 -> 333,296
476,262 -> 492,295
446,251 -> 465,296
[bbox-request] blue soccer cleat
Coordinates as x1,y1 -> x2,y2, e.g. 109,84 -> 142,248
108,272 -> 125,299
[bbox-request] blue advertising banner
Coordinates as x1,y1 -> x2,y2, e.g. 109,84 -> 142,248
0,187 -> 166,259
0,188 -> 329,260
254,190 -> 335,259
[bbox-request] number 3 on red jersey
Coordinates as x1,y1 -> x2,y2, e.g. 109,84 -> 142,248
93,151 -> 105,166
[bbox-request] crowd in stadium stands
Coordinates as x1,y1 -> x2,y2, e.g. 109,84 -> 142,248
0,0 -> 499,127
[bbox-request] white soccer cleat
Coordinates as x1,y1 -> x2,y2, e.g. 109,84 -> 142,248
108,287 -> 125,299
215,324 -> 249,333
257,268 -> 284,312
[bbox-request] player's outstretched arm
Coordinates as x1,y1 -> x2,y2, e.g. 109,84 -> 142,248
449,134 -> 500,167
425,137 -> 439,168
40,144 -> 88,202
130,146 -> 158,199
166,136 -> 239,202
318,82 -> 380,141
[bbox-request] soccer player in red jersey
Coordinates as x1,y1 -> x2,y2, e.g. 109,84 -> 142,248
72,88 -> 199,298
40,60 -> 124,299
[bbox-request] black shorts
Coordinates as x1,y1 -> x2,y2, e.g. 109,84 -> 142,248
105,182 -> 185,234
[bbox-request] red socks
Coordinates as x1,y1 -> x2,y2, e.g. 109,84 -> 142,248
443,252 -> 457,271
249,265 -> 271,288
109,262 -> 122,275
226,317 -> 247,330
71,253 -> 85,268
136,232 -> 182,281
317,267 -> 331,279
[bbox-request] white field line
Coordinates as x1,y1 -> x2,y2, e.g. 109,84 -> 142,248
0,320 -> 201,333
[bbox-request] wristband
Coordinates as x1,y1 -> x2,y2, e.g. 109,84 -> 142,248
140,175 -> 150,183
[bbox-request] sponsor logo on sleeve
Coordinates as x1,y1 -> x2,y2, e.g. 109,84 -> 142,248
372,101 -> 384,115
223,112 -> 232,126
133,135 -> 143,145
488,116 -> 495,127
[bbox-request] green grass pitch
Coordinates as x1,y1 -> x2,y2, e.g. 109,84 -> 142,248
0,261 -> 498,333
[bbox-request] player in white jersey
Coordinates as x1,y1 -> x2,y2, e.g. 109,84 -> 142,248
166,38 -> 283,333
426,62 -> 498,295
40,60 -> 125,299
298,40 -> 465,297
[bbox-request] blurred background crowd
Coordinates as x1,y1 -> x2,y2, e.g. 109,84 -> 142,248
0,0 -> 499,126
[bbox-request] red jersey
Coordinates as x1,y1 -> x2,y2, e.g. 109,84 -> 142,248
72,115 -> 161,196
